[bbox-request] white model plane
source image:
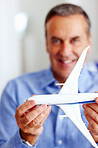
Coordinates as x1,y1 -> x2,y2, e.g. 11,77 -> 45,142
26,46 -> 98,148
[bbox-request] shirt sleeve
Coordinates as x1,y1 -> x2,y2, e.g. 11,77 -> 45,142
0,130 -> 37,148
0,81 -> 37,148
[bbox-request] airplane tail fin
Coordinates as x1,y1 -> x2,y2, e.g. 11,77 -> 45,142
59,46 -> 90,94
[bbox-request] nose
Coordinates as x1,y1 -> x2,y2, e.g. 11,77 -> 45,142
59,42 -> 72,57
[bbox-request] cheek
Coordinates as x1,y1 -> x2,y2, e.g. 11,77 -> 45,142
48,46 -> 60,56
46,40 -> 61,55
49,53 -> 57,62
73,47 -> 84,58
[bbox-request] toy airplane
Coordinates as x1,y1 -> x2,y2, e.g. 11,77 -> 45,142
26,46 -> 98,148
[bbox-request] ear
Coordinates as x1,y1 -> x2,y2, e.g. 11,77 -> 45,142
45,38 -> 49,53
87,33 -> 92,53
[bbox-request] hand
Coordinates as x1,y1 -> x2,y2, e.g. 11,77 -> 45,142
83,97 -> 98,142
15,99 -> 51,145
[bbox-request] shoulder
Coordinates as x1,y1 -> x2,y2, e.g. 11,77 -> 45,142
87,61 -> 98,80
87,61 -> 98,73
14,69 -> 48,81
6,69 -> 49,87
1,69 -> 50,104
79,62 -> 98,92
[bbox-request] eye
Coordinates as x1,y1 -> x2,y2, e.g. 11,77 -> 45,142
52,39 -> 60,44
71,37 -> 80,44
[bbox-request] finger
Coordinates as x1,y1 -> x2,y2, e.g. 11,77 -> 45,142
16,100 -> 36,117
85,103 -> 98,113
88,124 -> 98,135
83,104 -> 98,122
84,111 -> 98,133
40,105 -> 51,125
21,124 -> 44,136
95,97 -> 98,104
92,135 -> 98,142
94,92 -> 98,104
88,124 -> 98,142
29,105 -> 51,127
29,112 -> 44,127
21,104 -> 47,125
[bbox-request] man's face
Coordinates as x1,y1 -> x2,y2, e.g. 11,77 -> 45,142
46,14 -> 92,83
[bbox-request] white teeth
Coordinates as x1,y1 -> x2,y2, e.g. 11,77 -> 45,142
64,60 -> 73,63
59,59 -> 74,64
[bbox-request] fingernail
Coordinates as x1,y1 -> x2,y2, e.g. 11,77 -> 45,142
83,104 -> 86,108
96,98 -> 98,103
30,100 -> 36,106
42,104 -> 47,109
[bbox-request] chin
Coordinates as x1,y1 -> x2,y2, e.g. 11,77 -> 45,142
61,68 -> 74,79
56,72 -> 70,82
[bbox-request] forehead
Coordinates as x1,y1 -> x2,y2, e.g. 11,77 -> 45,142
46,14 -> 87,37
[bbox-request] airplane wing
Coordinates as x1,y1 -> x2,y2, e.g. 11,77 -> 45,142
58,46 -> 98,147
58,104 -> 98,147
59,46 -> 89,94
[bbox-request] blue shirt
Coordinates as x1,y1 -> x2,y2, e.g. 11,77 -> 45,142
0,64 -> 98,148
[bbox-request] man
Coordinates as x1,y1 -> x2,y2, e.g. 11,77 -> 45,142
0,3 -> 98,148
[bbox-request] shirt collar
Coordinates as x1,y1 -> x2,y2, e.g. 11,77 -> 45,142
40,67 -> 58,89
40,64 -> 94,93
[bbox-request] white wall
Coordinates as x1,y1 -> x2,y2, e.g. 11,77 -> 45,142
0,0 -> 98,95
82,0 -> 98,61
0,0 -> 22,94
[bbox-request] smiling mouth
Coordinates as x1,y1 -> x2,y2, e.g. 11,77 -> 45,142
59,59 -> 76,64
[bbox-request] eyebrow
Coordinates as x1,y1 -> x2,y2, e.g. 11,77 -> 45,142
51,36 -> 80,39
51,36 -> 62,41
71,36 -> 80,39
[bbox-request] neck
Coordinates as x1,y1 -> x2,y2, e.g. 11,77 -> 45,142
52,70 -> 67,84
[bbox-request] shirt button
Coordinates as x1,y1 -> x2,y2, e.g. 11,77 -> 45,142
58,140 -> 62,145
